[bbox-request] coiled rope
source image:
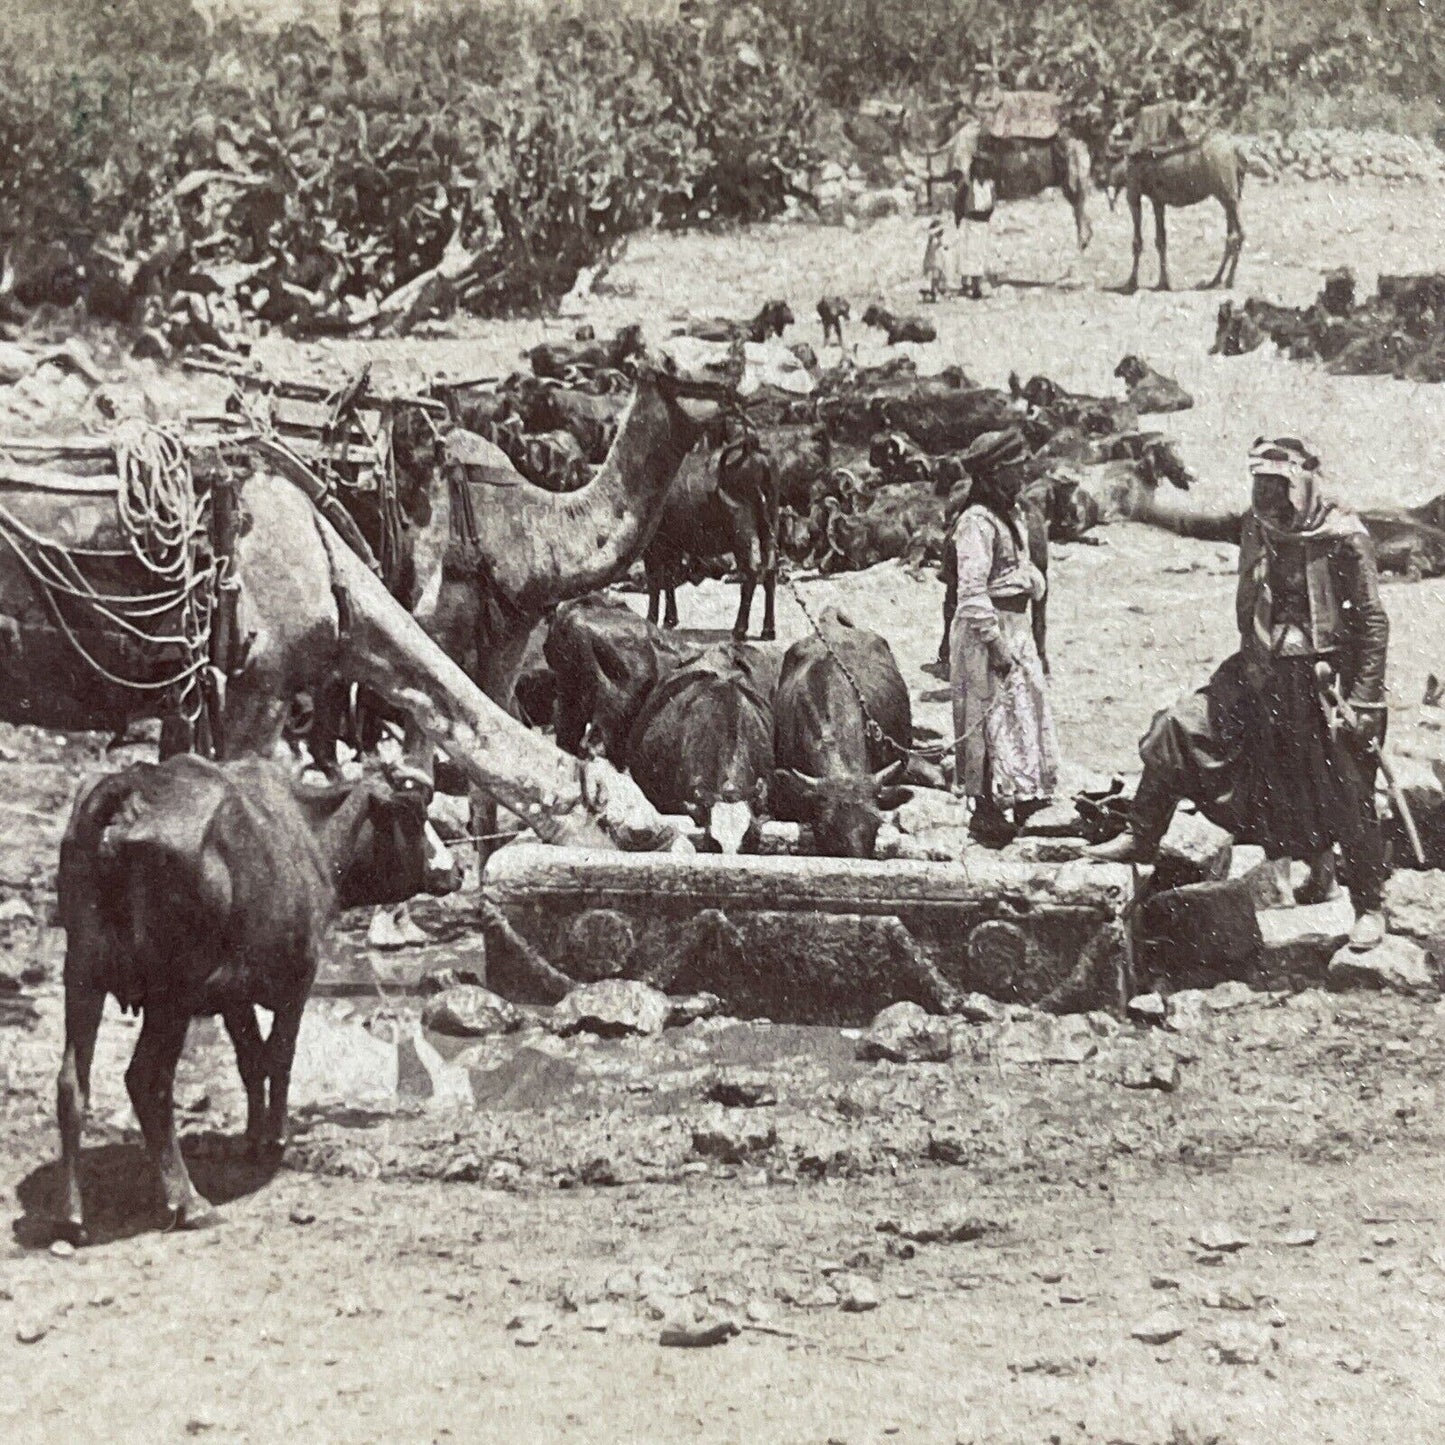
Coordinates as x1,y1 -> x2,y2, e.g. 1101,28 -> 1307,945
0,421 -> 216,725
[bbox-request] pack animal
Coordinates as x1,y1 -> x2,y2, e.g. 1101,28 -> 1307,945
773,610 -> 912,857
626,645 -> 776,853
54,756 -> 457,1242
1113,355 -> 1193,413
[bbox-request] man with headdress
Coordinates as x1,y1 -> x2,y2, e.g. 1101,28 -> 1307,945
947,428 -> 1057,845
1094,436 -> 1390,950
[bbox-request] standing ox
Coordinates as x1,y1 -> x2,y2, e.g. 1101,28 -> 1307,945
773,610 -> 913,858
1117,105 -> 1245,293
55,755 -> 457,1242
627,644 -> 776,854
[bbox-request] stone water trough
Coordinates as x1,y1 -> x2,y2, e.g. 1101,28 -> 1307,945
480,844 -> 1134,1025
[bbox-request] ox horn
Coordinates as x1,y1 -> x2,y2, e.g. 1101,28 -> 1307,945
872,760 -> 906,787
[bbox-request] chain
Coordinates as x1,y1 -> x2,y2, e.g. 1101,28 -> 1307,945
779,569 -> 1015,762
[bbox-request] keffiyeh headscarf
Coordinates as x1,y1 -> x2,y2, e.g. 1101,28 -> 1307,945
1247,435 -> 1352,537
1243,435 -> 1364,660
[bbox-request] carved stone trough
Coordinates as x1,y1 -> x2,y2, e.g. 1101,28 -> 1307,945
480,844 -> 1135,1024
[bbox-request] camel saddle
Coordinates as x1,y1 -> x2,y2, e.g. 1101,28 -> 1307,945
1128,103 -> 1205,161
983,91 -> 1062,143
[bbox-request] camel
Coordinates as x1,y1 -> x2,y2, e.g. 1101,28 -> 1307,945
930,103 -> 1093,252
1115,111 -> 1245,293
0,386 -> 738,850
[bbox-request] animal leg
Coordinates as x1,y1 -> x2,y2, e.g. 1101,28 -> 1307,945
1123,191 -> 1143,293
732,574 -> 756,640
760,567 -> 777,642
1152,198 -> 1170,291
125,1009 -> 219,1230
644,564 -> 661,627
1222,197 -> 1244,289
663,579 -> 679,631
222,1005 -> 269,1158
262,998 -> 306,1156
56,986 -> 105,1244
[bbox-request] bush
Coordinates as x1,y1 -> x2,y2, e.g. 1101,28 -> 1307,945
0,0 -> 818,324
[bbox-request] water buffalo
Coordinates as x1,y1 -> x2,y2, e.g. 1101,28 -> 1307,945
55,755 -> 458,1242
626,644 -> 776,853
773,609 -> 912,857
544,593 -> 694,764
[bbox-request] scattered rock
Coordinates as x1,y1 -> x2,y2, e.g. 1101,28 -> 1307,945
48,1239 -> 75,1259
1381,871 -> 1445,951
1202,1285 -> 1256,1311
1207,1321 -> 1270,1365
1151,1274 -> 1180,1290
551,980 -> 671,1038
366,904 -> 427,949
954,992 -> 1007,1024
876,1208 -> 995,1245
0,896 -> 36,926
1327,934 -> 1436,996
1127,993 -> 1167,1025
668,992 -> 724,1027
1256,895 -> 1355,985
704,1070 -> 778,1108
1130,1309 -> 1185,1344
16,1319 -> 48,1344
857,1001 -> 952,1063
417,966 -> 484,995
658,1314 -> 739,1347
835,1274 -> 881,1312
289,1206 -> 316,1226
421,985 -> 523,1038
1120,1053 -> 1180,1092
1193,1222 -> 1250,1253
690,1108 -> 778,1164
1280,1228 -> 1318,1248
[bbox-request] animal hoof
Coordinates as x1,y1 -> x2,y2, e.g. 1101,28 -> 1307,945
55,1217 -> 89,1249
169,1203 -> 225,1233
760,628 -> 776,642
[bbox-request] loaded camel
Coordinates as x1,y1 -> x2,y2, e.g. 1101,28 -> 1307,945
0,362 -> 745,851
929,92 -> 1093,253
1112,105 -> 1245,293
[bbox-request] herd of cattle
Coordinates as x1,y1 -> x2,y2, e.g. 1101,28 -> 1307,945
537,598 -> 914,860
436,299 -> 1200,645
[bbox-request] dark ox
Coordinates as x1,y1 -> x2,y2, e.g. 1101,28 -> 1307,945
626,644 -> 775,853
544,593 -> 693,764
55,756 -> 458,1242
773,611 -> 912,858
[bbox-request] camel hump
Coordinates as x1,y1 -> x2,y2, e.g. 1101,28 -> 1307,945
984,91 -> 1061,142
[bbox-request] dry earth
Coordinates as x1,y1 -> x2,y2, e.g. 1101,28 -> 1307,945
3,180 -> 1445,1443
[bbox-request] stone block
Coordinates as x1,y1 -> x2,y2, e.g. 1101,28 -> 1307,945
1383,870 -> 1445,952
1255,896 -> 1354,987
1228,846 -> 1297,910
1327,935 -> 1437,996
1140,878 -> 1261,980
1154,809 -> 1234,889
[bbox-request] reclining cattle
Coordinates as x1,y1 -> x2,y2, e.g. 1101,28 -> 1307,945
677,299 -> 794,346
626,644 -> 776,854
773,610 -> 912,857
54,755 -> 458,1242
644,424 -> 779,640
544,593 -> 695,764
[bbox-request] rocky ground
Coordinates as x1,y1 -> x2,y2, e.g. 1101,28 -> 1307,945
3,179 -> 1445,1441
